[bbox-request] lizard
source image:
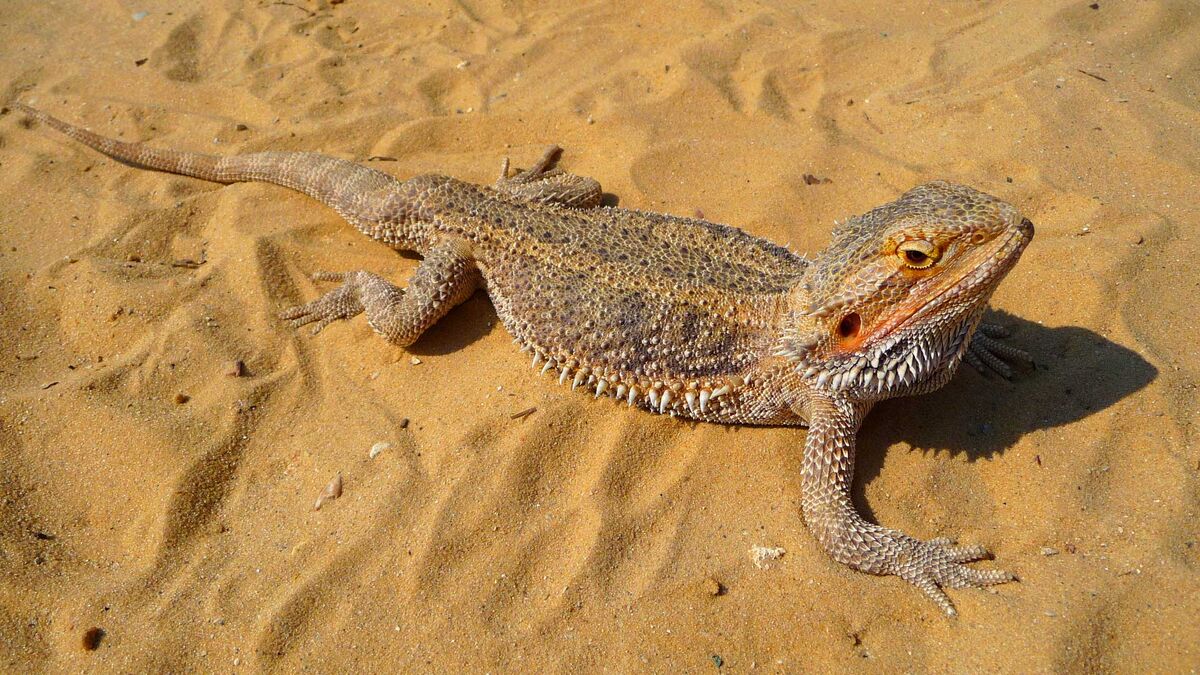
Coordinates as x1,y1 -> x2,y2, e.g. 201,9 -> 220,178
14,102 -> 1034,616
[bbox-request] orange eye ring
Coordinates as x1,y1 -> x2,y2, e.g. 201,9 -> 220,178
897,240 -> 938,269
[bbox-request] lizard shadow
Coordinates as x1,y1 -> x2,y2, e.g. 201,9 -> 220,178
851,309 -> 1157,522
406,291 -> 500,356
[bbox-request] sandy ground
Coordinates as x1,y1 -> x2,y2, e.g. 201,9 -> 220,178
1,0 -> 1197,671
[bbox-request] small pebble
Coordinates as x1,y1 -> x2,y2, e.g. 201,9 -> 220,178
81,627 -> 104,650
703,577 -> 725,596
225,360 -> 246,377
174,393 -> 190,404
369,441 -> 390,459
131,11 -> 148,21
313,473 -> 343,510
399,418 -> 410,429
410,356 -> 422,365
1041,547 -> 1060,556
235,123 -> 248,131
751,545 -> 785,569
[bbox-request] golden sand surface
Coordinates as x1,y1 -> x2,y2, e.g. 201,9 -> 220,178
1,1 -> 1197,671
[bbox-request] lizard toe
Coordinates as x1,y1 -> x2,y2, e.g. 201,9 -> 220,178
904,569 -> 959,617
967,329 -> 1031,379
930,539 -> 991,563
894,537 -> 1016,616
280,279 -> 366,333
312,270 -> 351,283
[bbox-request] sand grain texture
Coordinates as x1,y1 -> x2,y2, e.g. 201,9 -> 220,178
1,0 -> 1197,671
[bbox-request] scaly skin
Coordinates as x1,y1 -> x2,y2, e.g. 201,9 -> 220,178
16,103 -> 1033,615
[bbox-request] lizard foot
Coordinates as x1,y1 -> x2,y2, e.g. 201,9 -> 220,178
495,146 -> 602,208
280,271 -> 383,335
889,535 -> 1016,617
966,322 -> 1031,379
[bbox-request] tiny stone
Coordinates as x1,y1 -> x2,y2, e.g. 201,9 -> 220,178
410,356 -> 422,365
313,473 -> 343,510
81,627 -> 104,650
1040,547 -> 1060,556
751,545 -> 785,569
235,123 -> 248,131
131,11 -> 148,21
174,393 -> 190,404
703,577 -> 725,596
399,418 -> 410,429
369,441 -> 390,459
225,360 -> 246,377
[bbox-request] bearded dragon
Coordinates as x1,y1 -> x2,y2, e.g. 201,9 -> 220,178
15,102 -> 1033,616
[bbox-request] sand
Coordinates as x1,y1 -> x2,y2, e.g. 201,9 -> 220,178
1,0 -> 1197,671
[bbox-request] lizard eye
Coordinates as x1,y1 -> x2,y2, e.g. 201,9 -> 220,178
897,240 -> 938,269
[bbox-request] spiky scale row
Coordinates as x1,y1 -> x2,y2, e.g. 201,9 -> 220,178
519,338 -> 741,416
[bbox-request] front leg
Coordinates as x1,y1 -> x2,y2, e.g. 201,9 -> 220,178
800,396 -> 1014,616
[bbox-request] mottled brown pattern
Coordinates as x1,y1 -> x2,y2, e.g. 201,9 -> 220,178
17,103 -> 1034,615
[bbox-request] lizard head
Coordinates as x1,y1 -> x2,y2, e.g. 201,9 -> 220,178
780,181 -> 1033,399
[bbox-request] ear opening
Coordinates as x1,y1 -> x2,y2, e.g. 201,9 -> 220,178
836,312 -> 861,339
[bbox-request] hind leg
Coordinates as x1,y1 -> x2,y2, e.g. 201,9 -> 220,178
281,237 -> 479,347
495,146 -> 603,208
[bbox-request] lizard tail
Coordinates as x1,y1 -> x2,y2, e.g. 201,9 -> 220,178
14,103 -> 408,226
14,102 -> 242,183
